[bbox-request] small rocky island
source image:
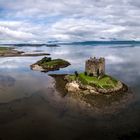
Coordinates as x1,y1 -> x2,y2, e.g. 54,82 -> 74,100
65,57 -> 128,94
31,57 -> 70,72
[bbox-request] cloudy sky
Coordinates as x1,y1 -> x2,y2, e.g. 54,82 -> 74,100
0,0 -> 140,43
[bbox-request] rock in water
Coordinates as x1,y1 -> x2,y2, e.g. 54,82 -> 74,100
65,73 -> 128,95
65,81 -> 80,92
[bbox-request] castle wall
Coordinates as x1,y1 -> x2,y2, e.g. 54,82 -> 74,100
98,62 -> 105,76
85,61 -> 97,76
85,57 -> 105,77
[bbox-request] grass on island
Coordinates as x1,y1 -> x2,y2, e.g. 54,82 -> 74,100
67,73 -> 118,89
0,47 -> 11,52
37,57 -> 70,69
42,59 -> 68,66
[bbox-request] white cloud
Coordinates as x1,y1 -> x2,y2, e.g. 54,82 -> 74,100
46,18 -> 127,41
0,26 -> 35,40
106,55 -> 124,64
0,0 -> 140,43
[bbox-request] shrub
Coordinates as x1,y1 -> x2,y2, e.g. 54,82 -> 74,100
74,71 -> 78,77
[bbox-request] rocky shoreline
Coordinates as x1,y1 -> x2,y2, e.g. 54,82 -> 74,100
65,75 -> 128,95
49,74 -> 133,114
0,47 -> 50,57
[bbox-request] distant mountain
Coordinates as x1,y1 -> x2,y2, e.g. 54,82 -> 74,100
0,43 -> 45,47
66,40 -> 140,45
0,43 -> 59,47
1,40 -> 140,46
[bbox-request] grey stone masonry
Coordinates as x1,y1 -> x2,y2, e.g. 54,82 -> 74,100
85,57 -> 105,77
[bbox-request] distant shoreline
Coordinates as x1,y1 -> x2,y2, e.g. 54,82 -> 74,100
0,40 -> 140,46
0,47 -> 50,57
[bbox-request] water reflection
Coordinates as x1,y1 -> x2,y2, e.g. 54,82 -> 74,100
0,44 -> 139,102
0,44 -> 139,140
0,75 -> 15,88
51,74 -> 134,115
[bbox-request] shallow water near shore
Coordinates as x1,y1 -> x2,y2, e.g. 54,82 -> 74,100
0,44 -> 140,140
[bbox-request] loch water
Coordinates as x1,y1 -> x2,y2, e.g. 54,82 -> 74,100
0,44 -> 140,140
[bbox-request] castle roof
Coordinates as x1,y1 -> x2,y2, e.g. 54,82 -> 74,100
87,57 -> 105,64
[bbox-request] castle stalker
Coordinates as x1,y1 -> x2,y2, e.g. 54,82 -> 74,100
85,57 -> 105,77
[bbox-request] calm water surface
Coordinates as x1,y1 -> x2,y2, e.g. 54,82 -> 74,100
0,44 -> 140,140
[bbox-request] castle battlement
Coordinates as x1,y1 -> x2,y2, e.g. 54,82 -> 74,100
85,57 -> 105,77
87,57 -> 105,64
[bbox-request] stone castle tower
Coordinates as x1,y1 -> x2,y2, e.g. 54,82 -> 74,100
85,57 -> 105,77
